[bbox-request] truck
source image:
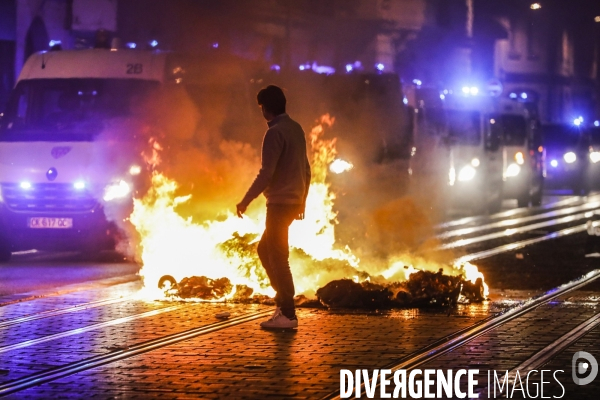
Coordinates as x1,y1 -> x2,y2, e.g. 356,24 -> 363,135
411,87 -> 543,213
0,48 -> 263,262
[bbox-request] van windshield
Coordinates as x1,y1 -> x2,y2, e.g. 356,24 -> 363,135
0,78 -> 159,141
542,124 -> 584,149
589,127 -> 600,146
445,110 -> 481,146
498,115 -> 527,146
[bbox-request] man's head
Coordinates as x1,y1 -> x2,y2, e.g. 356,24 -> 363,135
257,85 -> 286,121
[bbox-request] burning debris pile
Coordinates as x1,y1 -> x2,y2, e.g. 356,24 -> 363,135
131,109 -> 491,306
157,267 -> 486,309
157,274 -> 261,302
316,269 -> 486,309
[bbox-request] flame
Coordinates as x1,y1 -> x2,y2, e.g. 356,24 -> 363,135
456,261 -> 489,297
130,113 -> 489,301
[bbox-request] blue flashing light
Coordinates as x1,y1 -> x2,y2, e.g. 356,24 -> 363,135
462,86 -> 470,94
412,79 -> 422,86
298,62 -> 336,74
74,181 -> 86,190
403,97 -> 408,105
440,94 -> 446,100
212,42 -> 219,48
594,121 -> 600,127
126,42 -> 136,49
550,160 -> 558,168
49,40 -> 62,47
574,119 -> 582,126
375,63 -> 385,71
353,61 -> 362,68
312,64 -> 335,74
509,92 -> 517,99
20,181 -> 32,189
149,40 -> 158,48
270,64 -> 281,72
521,92 -> 528,99
345,64 -> 353,73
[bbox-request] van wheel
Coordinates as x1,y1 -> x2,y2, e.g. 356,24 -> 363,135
531,193 -> 542,206
517,194 -> 530,208
485,185 -> 503,214
530,177 -> 544,206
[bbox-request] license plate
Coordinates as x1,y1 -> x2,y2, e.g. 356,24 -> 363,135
28,217 -> 73,229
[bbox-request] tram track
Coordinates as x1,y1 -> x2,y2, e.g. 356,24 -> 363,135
478,310 -> 600,398
0,296 -> 131,328
1,195 -> 599,396
441,210 -> 596,250
436,195 -> 594,230
326,269 -> 600,400
433,195 -> 600,256
437,201 -> 600,240
1,268 -> 598,397
0,309 -> 271,396
0,304 -> 184,354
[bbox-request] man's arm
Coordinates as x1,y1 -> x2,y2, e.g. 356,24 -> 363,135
297,154 -> 311,220
239,129 -> 283,209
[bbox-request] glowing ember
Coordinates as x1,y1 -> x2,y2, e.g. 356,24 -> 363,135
129,113 -> 489,303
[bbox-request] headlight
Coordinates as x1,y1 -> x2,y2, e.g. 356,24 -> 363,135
471,158 -> 480,167
129,165 -> 142,175
73,181 -> 86,190
590,152 -> 600,163
550,160 -> 558,168
515,152 -> 525,165
329,159 -> 354,174
103,180 -> 131,201
458,165 -> 476,181
564,152 -> 577,163
506,163 -> 521,177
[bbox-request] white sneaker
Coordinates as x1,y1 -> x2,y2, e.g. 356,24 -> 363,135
260,312 -> 298,329
270,307 -> 281,319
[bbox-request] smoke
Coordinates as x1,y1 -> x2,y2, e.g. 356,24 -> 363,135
108,55 -> 460,293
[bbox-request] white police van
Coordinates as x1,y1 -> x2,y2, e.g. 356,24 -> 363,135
0,49 -> 171,261
412,86 -> 544,214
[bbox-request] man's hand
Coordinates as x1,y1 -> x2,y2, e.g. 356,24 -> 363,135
236,203 -> 247,218
295,204 -> 305,220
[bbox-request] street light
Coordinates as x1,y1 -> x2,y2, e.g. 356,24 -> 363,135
595,16 -> 600,23
530,3 -> 542,10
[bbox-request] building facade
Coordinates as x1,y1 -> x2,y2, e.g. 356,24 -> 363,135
1,0 -> 599,123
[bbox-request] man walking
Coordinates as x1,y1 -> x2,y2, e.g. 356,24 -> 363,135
236,85 -> 311,329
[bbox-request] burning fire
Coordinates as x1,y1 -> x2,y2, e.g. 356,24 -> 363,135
130,114 -> 488,301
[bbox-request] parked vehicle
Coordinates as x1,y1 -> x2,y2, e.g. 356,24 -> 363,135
587,123 -> 600,190
411,89 -> 542,213
495,102 -> 544,207
0,48 -> 259,261
542,123 -> 591,195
